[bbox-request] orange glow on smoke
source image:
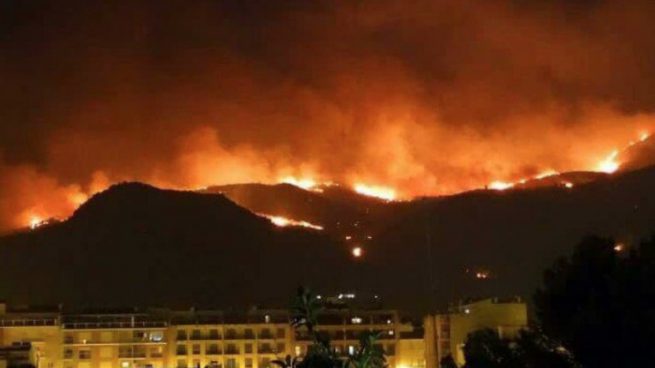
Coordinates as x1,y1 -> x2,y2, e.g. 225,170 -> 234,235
3,128 -> 654,232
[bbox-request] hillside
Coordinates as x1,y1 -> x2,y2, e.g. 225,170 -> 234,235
0,183 -> 351,308
2,166 -> 655,314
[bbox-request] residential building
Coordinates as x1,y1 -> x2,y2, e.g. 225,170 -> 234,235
424,297 -> 527,367
0,302 -> 424,368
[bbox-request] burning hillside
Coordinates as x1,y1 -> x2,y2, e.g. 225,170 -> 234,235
3,1 -> 655,232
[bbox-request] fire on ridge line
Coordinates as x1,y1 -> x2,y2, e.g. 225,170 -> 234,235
258,213 -> 324,231
21,131 -> 652,230
486,131 -> 651,192
280,176 -> 397,201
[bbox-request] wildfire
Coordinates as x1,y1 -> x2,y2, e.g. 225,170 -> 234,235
280,176 -> 317,190
29,216 -> 47,230
353,183 -> 396,201
596,150 -> 620,173
488,181 -> 515,191
259,213 -> 324,230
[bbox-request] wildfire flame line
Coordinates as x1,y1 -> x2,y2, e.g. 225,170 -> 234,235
258,213 -> 324,230
486,131 -> 650,191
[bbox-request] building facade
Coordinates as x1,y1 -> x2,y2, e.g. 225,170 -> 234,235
0,304 -> 425,368
424,297 -> 527,368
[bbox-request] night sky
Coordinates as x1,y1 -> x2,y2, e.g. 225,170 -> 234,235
1,0 -> 655,231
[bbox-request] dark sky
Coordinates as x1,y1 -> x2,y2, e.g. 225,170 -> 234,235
1,0 -> 655,230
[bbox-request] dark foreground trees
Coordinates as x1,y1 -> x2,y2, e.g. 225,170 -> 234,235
535,235 -> 655,368
457,329 -> 577,368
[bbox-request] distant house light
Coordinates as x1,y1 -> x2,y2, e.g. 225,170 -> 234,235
351,317 -> 363,324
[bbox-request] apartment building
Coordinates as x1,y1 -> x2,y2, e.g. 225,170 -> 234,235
424,297 -> 527,368
0,303 -> 425,368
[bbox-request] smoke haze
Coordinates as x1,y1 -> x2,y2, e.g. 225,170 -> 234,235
2,0 -> 655,230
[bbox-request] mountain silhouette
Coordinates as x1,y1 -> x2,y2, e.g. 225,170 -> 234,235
2,165 -> 655,314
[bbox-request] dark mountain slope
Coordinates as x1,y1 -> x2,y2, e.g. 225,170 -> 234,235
358,165 -> 655,311
205,183 -> 392,239
3,165 -> 655,314
0,183 -> 352,308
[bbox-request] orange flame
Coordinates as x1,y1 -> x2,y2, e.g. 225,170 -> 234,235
596,149 -> 620,173
353,183 -> 397,201
259,213 -> 324,230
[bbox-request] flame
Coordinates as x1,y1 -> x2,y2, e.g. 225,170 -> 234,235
280,176 -> 317,190
29,216 -> 46,230
353,183 -> 396,201
259,213 -> 324,230
488,181 -> 515,191
596,149 -> 620,173
563,181 -> 574,189
535,170 -> 559,179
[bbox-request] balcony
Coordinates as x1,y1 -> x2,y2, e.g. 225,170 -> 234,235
176,348 -> 188,356
225,348 -> 240,355
118,352 -> 147,358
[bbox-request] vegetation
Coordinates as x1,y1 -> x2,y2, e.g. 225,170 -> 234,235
437,328 -> 576,368
273,287 -> 387,368
535,235 -> 655,368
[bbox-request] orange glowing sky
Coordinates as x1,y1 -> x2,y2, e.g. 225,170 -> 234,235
3,0 -> 655,231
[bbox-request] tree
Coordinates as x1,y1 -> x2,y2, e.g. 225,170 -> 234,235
534,235 -> 655,368
461,329 -> 578,368
462,329 -> 515,368
274,287 -> 386,368
439,355 -> 457,368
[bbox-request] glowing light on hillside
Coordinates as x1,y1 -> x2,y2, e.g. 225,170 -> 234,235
475,271 -> 489,279
563,182 -> 574,189
488,181 -> 514,191
535,170 -> 559,179
280,176 -> 317,190
352,246 -> 363,258
353,183 -> 396,201
29,216 -> 46,230
614,243 -> 625,252
639,132 -> 650,142
259,213 -> 324,230
596,150 -> 620,173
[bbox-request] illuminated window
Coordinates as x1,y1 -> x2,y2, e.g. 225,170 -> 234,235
351,317 -> 362,324
150,331 -> 164,342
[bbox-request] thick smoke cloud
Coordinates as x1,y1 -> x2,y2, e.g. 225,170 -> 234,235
1,0 -> 655,231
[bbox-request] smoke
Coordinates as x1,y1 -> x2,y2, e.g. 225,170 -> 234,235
1,0 -> 655,231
